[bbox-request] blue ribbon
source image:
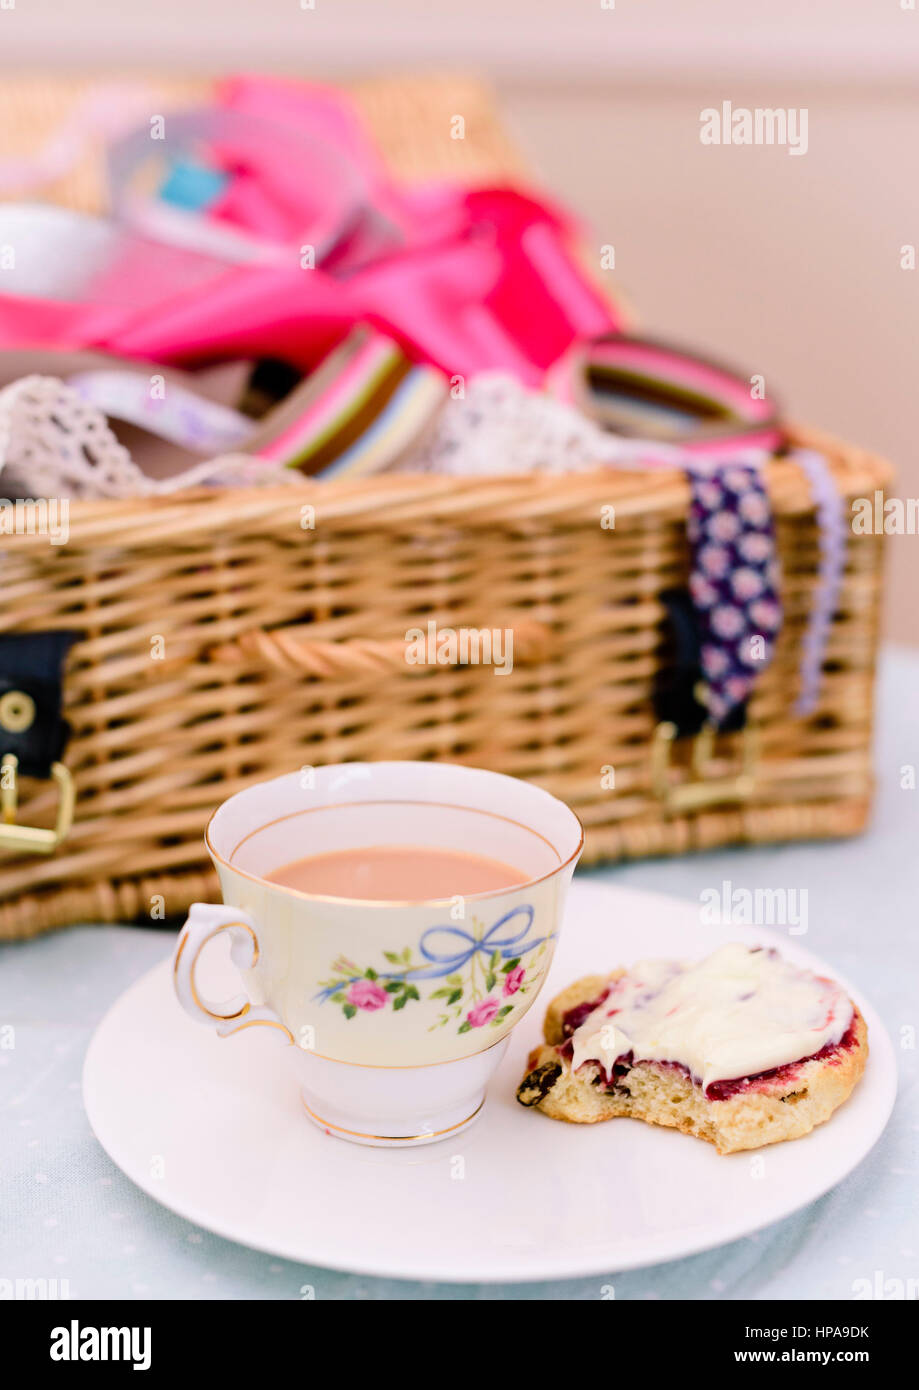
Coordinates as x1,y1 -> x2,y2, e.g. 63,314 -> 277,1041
314,904 -> 550,1002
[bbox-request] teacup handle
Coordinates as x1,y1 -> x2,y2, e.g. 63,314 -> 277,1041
173,902 -> 293,1043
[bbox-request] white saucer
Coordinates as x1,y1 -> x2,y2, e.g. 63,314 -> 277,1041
83,880 -> 896,1282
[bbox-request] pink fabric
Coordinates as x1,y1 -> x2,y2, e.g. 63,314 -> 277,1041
217,76 -> 412,241
0,76 -> 617,383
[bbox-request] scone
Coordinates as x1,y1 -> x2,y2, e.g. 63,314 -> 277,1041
516,943 -> 867,1154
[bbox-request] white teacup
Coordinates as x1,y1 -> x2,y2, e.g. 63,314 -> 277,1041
173,762 -> 583,1146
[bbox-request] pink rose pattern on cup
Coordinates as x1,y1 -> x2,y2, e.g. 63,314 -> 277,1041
346,979 -> 389,1012
503,965 -> 526,995
315,906 -> 551,1033
466,997 -> 501,1028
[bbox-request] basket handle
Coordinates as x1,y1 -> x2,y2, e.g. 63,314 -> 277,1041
205,619 -> 552,678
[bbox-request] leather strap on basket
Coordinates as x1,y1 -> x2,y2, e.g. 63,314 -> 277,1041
0,630 -> 81,854
0,630 -> 81,777
655,591 -> 747,737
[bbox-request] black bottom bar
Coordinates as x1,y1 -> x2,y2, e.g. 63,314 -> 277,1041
6,1297 -> 912,1376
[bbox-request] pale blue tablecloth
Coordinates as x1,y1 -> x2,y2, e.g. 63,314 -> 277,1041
2,648 -> 916,1301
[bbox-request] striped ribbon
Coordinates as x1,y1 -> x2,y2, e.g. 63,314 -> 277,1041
549,332 -> 784,456
250,327 -> 449,478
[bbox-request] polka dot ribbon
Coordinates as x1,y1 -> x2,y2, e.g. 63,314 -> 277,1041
686,459 -> 782,726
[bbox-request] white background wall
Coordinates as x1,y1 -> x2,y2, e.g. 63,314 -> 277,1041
1,0 -> 918,82
1,0 -> 917,641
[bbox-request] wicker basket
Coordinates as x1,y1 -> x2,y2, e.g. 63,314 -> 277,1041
0,78 -> 891,938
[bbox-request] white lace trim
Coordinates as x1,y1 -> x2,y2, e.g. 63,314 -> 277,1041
0,375 -> 292,499
401,372 -> 686,475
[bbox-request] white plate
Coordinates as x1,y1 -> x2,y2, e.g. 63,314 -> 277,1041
83,880 -> 896,1282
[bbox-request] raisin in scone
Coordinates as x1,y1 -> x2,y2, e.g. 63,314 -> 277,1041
516,944 -> 867,1154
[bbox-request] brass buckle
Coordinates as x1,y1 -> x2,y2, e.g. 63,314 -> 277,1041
0,754 -> 75,853
651,719 -> 758,812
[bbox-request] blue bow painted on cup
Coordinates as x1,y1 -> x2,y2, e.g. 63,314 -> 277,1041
314,904 -> 552,1002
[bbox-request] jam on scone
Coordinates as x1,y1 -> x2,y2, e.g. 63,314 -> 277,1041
516,944 -> 867,1154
